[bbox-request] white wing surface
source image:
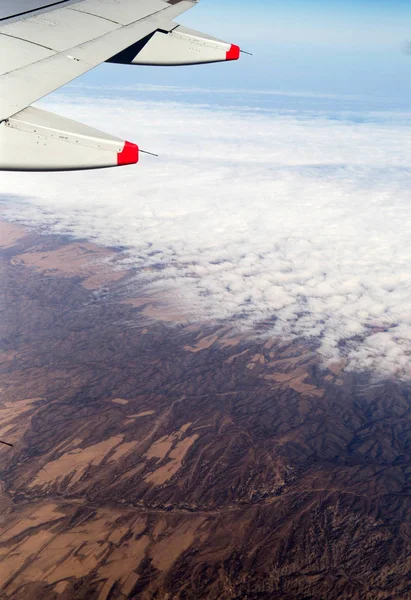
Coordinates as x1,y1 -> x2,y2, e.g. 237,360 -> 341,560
0,0 -> 241,171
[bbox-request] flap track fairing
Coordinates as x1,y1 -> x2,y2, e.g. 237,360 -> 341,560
0,106 -> 139,171
108,24 -> 240,66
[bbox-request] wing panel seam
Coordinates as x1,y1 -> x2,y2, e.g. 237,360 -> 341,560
67,7 -> 121,25
68,4 -> 169,27
0,32 -> 56,52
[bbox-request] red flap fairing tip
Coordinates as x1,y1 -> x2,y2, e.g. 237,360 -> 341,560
226,44 -> 240,61
117,141 -> 139,166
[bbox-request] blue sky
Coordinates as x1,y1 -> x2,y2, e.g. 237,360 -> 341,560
77,0 -> 411,105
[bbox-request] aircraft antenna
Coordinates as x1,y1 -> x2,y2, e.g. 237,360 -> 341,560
140,149 -> 159,157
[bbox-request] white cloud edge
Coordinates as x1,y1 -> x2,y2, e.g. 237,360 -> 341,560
2,94 -> 411,380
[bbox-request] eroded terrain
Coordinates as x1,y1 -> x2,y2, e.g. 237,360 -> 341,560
1,221 -> 411,599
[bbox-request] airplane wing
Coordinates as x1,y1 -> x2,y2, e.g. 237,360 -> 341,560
0,0 -> 240,171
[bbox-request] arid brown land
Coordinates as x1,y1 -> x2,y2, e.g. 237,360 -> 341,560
0,221 -> 411,600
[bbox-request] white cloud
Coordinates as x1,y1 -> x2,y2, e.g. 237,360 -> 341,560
3,95 -> 411,379
69,82 -> 374,102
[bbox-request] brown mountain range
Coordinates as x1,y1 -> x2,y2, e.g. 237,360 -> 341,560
0,220 -> 410,600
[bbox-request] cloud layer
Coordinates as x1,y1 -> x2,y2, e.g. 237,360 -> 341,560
3,94 -> 411,378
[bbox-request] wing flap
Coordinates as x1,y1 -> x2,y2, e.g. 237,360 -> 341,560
0,1 -> 196,120
1,7 -> 120,52
0,34 -> 55,76
0,1 -> 84,22
0,53 -> 92,120
71,0 -> 167,27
